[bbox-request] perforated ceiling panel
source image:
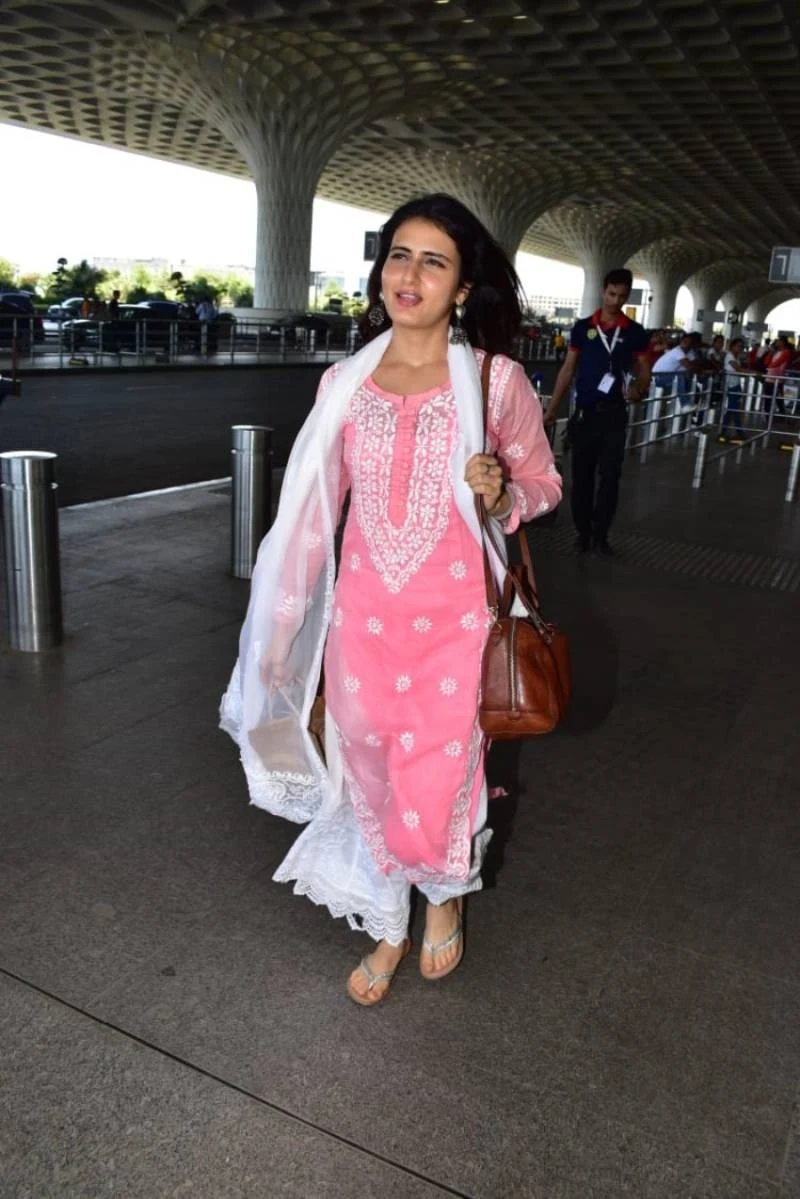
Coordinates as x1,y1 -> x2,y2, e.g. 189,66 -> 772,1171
2,0 -> 799,293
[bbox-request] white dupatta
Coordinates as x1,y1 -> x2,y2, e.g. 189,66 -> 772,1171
219,328 -> 508,822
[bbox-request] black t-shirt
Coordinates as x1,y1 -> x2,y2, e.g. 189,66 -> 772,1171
569,310 -> 649,406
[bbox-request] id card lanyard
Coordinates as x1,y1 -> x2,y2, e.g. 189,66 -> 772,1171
595,322 -> 621,394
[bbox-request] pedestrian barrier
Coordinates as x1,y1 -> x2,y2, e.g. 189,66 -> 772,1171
0,317 -> 561,371
0,314 -> 361,370
0,450 -> 63,651
230,425 -> 273,579
785,444 -> 800,503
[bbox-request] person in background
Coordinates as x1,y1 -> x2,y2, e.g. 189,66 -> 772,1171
108,290 -> 121,320
553,329 -> 567,363
652,330 -> 697,407
719,336 -> 746,443
80,295 -> 92,319
646,329 -> 668,370
543,267 -> 650,555
764,336 -> 790,415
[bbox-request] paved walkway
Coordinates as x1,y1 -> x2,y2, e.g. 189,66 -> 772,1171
1,440 -> 799,1197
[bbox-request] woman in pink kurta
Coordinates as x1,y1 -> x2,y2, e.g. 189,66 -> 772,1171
224,195 -> 562,1005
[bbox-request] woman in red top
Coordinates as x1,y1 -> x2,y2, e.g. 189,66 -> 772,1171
764,337 -> 791,414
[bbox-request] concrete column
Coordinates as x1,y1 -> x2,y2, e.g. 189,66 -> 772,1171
412,154 -> 549,262
689,284 -> 718,340
647,275 -> 680,329
579,251 -> 611,318
248,151 -> 319,310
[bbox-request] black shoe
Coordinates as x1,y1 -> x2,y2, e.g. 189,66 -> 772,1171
594,537 -> 615,556
574,534 -> 591,553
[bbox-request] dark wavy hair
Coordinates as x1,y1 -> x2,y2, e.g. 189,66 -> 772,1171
360,193 -> 524,356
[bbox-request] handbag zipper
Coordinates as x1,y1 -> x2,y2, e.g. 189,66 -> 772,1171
509,617 -> 518,715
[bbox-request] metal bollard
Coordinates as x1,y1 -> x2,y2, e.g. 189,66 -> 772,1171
785,444 -> 800,503
230,426 -> 273,578
692,432 -> 708,490
0,451 -> 63,651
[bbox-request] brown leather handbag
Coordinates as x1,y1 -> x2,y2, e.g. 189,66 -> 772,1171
477,356 -> 571,739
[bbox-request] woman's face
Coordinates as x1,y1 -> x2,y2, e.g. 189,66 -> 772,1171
381,218 -> 468,334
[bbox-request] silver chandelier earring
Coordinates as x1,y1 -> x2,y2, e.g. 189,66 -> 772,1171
449,302 -> 468,345
368,292 -> 387,328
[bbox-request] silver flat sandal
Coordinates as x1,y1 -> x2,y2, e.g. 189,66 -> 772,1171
346,939 -> 411,1006
420,899 -> 464,981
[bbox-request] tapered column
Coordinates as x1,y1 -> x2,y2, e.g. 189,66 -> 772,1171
249,152 -> 319,310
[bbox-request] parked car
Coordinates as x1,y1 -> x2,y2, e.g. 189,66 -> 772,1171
47,296 -> 85,320
61,302 -> 233,355
268,311 -> 355,347
0,292 -> 45,351
60,305 -> 143,351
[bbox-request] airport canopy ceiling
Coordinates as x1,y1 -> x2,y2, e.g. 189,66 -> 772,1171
2,0 -> 799,290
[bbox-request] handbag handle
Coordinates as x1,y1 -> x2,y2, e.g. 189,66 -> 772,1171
476,355 -> 549,632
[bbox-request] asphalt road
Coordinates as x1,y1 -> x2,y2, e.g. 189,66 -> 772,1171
0,366 -> 328,507
0,359 -> 560,508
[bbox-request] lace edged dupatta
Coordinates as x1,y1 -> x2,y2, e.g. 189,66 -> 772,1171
219,329 -> 507,822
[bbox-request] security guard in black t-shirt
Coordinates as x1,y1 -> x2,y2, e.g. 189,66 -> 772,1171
544,268 -> 651,554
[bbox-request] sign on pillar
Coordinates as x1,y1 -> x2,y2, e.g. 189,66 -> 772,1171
769,246 -> 800,285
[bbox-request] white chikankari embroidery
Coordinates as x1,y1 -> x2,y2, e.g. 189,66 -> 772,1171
401,809 -> 421,830
547,462 -> 561,477
508,481 -> 530,517
347,388 -> 456,594
535,497 -> 551,516
333,607 -> 344,628
395,674 -> 412,693
440,677 -> 458,696
365,733 -> 381,747
449,560 -> 467,580
444,739 -> 464,758
505,442 -> 526,460
412,616 -> 433,633
399,731 -> 415,752
276,591 -> 297,616
366,616 -> 384,635
344,675 -> 361,694
307,531 -> 322,549
460,612 -> 479,631
350,553 -> 361,572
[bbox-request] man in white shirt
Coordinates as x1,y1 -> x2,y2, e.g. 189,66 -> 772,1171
652,332 -> 697,407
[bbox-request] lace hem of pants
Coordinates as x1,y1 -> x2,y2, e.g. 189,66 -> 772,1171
273,800 -> 491,945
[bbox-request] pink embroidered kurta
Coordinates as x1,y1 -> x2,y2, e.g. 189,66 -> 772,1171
322,352 -> 561,888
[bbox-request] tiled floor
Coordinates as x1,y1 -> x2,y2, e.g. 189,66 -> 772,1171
1,440 -> 799,1197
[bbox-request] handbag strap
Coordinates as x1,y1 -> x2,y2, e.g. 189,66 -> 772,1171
476,354 -> 543,620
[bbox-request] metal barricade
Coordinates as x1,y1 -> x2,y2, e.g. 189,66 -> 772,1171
786,444 -> 800,503
230,425 -> 273,579
0,451 -> 63,651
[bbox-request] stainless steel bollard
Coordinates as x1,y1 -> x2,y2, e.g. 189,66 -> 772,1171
785,443 -> 800,503
692,432 -> 708,490
231,426 -> 273,579
0,451 -> 63,651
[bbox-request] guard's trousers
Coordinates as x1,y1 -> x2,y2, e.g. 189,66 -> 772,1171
569,402 -> 628,542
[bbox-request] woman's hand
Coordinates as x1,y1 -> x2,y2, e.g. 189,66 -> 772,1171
465,453 -> 510,517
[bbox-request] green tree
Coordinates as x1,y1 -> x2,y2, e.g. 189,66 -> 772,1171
228,282 -> 254,307
44,258 -> 107,302
0,257 -> 18,289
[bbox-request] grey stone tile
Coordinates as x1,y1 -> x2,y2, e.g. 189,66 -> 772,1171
539,1114 -> 781,1199
500,786 -> 672,923
0,843 -> 256,1007
782,1092 -> 800,1198
558,935 -> 800,1183
0,976 -> 449,1199
633,801 -> 800,984
0,627 -> 238,775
